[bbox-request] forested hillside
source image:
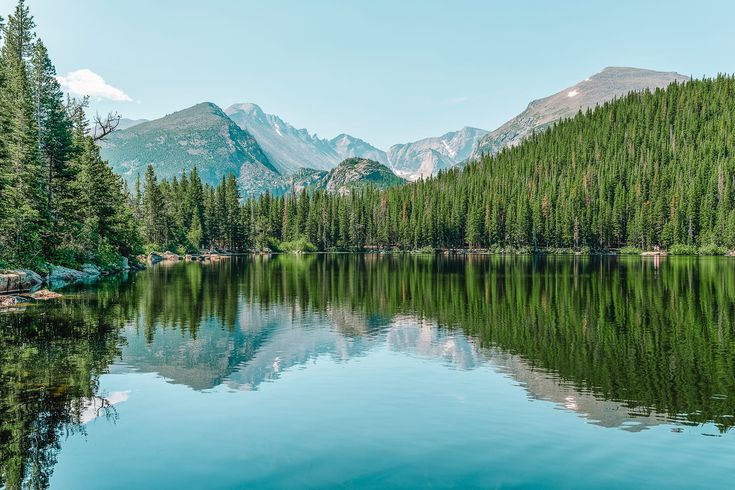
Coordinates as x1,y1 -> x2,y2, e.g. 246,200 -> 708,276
208,75 -> 733,252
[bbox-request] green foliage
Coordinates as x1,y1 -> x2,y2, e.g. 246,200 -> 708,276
619,246 -> 642,255
0,1 -> 140,270
142,243 -> 159,255
669,244 -> 698,256
279,235 -> 317,253
239,76 -> 735,253
698,244 -> 727,256
135,167 -> 249,253
93,240 -> 124,270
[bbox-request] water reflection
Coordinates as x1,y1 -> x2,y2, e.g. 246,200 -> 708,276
0,294 -> 124,489
2,254 -> 735,487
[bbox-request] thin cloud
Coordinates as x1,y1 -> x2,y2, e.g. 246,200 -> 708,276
442,96 -> 469,105
56,68 -> 133,102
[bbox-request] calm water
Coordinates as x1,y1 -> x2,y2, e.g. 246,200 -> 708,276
1,255 -> 734,489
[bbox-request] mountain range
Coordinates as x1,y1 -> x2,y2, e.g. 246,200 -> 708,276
225,103 -> 391,174
99,102 -> 279,194
99,66 -> 689,195
388,127 -> 487,180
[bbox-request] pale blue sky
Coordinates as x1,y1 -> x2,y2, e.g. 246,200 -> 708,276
4,0 -> 733,149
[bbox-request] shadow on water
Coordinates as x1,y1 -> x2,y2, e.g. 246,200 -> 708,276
2,254 -> 735,486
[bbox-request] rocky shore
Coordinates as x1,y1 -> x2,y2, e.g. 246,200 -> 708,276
1,250 -> 233,310
0,259 -> 133,310
137,250 -> 234,265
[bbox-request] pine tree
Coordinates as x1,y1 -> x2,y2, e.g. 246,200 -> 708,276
142,165 -> 164,247
30,38 -> 73,254
0,0 -> 43,264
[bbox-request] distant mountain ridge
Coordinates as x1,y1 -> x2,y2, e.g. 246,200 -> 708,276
225,103 -> 388,173
225,103 -> 339,173
330,133 -> 388,165
98,102 -> 278,194
325,157 -> 405,195
116,118 -> 148,131
470,66 -> 690,159
388,127 -> 488,181
98,66 -> 691,195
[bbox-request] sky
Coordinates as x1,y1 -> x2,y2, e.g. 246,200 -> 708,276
3,0 -> 733,149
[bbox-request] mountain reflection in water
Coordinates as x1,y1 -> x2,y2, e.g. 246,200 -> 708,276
2,254 -> 735,488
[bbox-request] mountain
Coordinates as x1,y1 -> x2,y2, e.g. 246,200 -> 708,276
282,167 -> 329,193
387,127 -> 488,181
115,118 -> 148,131
269,74 -> 732,252
225,103 -> 390,174
329,134 -> 388,165
324,158 -> 405,195
268,158 -> 404,196
99,102 -> 279,193
470,66 -> 690,159
225,103 -> 338,172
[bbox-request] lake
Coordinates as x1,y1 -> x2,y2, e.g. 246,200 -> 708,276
1,255 -> 734,489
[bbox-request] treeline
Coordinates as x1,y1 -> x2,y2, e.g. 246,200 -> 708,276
0,1 -> 138,270
134,166 -> 247,253
197,74 -> 733,252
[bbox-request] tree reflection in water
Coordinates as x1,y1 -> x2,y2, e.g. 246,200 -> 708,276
2,255 -> 735,487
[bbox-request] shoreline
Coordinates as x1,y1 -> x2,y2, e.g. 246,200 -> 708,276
245,248 -> 733,257
2,247 -> 729,298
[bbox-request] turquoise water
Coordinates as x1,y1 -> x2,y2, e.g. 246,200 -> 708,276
2,255 -> 734,488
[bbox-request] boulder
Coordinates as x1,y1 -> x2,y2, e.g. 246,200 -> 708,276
120,256 -> 130,270
28,289 -> 63,300
0,295 -> 19,308
48,265 -> 92,289
148,252 -> 164,264
162,251 -> 180,261
0,269 -> 43,294
81,263 -> 102,276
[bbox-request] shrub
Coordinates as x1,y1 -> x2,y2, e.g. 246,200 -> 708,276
668,244 -> 698,255
619,246 -> 641,255
698,244 -> 727,256
52,247 -> 82,268
143,243 -> 160,255
279,236 -> 317,253
94,240 -> 123,270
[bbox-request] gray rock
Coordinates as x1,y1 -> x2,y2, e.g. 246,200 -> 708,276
81,263 -> 102,276
0,295 -> 19,308
48,265 -> 93,289
20,269 -> 43,288
162,251 -> 180,261
0,269 -> 43,294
